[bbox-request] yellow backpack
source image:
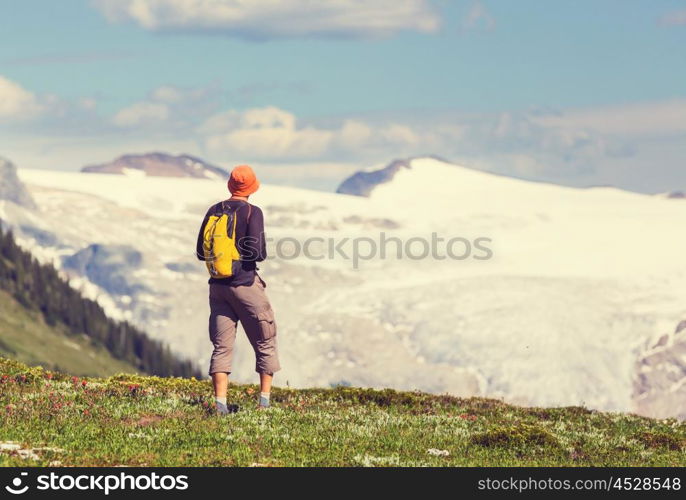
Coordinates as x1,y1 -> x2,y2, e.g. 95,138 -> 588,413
202,202 -> 243,278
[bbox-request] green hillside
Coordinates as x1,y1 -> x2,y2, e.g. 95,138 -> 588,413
0,358 -> 684,467
0,290 -> 139,377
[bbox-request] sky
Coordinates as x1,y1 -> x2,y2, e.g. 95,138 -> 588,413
0,0 -> 685,192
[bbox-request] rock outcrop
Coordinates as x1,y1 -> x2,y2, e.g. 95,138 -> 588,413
336,159 -> 412,197
62,244 -> 147,296
633,321 -> 686,419
0,156 -> 37,209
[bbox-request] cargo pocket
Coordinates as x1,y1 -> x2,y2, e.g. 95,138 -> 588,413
255,306 -> 276,341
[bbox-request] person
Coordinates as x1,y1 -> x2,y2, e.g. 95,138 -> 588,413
195,165 -> 280,414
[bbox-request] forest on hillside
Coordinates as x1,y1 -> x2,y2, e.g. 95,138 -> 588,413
0,222 -> 200,378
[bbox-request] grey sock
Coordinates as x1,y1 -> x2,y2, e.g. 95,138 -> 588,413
259,393 -> 271,408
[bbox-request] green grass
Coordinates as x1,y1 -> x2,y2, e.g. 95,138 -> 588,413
0,290 -> 138,377
0,357 -> 684,467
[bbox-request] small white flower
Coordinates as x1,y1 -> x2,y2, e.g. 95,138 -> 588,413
427,448 -> 450,456
127,432 -> 152,440
16,449 -> 40,460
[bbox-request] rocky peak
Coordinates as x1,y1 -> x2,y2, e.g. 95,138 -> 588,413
0,156 -> 37,209
81,152 -> 229,179
336,156 -> 451,197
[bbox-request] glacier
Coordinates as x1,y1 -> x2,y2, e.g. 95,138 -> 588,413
2,157 -> 685,418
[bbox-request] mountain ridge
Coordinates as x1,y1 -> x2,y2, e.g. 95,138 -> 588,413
81,152 -> 229,179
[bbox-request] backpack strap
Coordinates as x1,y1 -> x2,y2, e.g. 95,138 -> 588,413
226,199 -> 252,222
217,200 -> 252,239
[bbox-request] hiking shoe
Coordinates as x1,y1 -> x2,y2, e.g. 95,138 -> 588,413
216,402 -> 240,415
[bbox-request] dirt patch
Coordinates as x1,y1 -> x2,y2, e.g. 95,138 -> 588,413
471,423 -> 561,449
135,415 -> 163,426
635,431 -> 684,451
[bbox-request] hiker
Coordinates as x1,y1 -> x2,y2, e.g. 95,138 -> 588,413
195,165 -> 280,414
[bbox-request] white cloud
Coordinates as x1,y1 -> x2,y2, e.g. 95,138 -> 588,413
78,97 -> 98,111
150,86 -> 185,103
335,120 -> 373,150
195,99 -> 684,172
198,100 -> 684,186
111,83 -> 220,129
658,10 -> 686,26
199,106 -> 432,160
112,101 -> 170,128
0,76 -> 43,121
0,75 -> 103,133
93,0 -> 440,39
201,106 -> 333,159
3,74 -> 685,193
379,124 -> 420,146
532,99 -> 686,138
430,100 -> 686,184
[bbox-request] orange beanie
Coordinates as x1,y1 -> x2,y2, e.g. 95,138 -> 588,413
227,165 -> 260,196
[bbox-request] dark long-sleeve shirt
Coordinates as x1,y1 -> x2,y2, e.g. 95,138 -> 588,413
195,200 -> 267,287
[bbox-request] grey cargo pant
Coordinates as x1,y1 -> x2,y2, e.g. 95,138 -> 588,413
208,275 -> 280,375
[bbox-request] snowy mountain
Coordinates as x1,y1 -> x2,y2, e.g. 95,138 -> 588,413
4,156 -> 686,418
81,152 -> 229,179
336,156 -> 448,197
336,158 -> 412,196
